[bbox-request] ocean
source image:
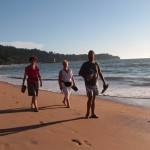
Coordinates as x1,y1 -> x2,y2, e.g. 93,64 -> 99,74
0,58 -> 150,108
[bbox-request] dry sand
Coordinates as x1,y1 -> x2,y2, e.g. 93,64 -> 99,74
0,81 -> 150,150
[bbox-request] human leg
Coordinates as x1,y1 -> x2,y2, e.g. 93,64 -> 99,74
85,96 -> 92,118
62,87 -> 71,108
27,82 -> 39,112
91,95 -> 95,115
32,96 -> 38,112
63,97 -> 66,105
90,86 -> 99,118
31,97 -> 34,109
90,95 -> 98,118
86,86 -> 99,118
85,86 -> 93,118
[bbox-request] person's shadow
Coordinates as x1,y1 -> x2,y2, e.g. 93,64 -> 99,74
0,117 -> 84,136
0,105 -> 68,114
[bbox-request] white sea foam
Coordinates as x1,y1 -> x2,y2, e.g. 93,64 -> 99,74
0,58 -> 150,108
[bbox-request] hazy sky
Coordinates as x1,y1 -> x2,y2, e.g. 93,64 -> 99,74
0,0 -> 150,59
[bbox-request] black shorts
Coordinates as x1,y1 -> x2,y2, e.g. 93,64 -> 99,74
27,82 -> 39,96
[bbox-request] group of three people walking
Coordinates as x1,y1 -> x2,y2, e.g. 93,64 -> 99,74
22,50 -> 108,118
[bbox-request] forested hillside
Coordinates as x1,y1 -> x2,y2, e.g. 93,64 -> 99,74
0,45 -> 120,65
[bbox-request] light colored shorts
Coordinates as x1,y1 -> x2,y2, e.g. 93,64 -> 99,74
27,82 -> 39,96
86,85 -> 99,96
62,86 -> 71,100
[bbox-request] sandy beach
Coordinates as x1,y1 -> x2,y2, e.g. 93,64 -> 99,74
0,81 -> 150,150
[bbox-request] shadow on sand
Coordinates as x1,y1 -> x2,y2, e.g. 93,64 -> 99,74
0,117 -> 84,136
0,105 -> 67,114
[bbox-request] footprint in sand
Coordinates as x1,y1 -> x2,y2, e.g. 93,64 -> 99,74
83,140 -> 92,146
31,140 -> 38,144
39,121 -> 47,126
69,129 -> 78,134
71,139 -> 92,146
71,139 -> 82,145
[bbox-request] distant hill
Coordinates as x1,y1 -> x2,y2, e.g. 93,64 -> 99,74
0,45 -> 120,65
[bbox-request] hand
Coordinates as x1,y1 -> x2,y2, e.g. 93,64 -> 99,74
86,74 -> 94,81
101,83 -> 109,94
60,86 -> 62,91
40,82 -> 42,87
103,83 -> 107,89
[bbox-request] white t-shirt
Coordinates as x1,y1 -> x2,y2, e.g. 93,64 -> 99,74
61,69 -> 73,82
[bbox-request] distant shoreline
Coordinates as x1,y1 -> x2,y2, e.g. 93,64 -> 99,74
0,45 -> 120,65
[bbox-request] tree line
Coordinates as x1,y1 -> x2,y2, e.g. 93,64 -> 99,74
0,45 -> 120,65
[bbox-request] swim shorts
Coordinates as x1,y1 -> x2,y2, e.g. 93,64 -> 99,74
27,82 -> 39,96
85,85 -> 99,96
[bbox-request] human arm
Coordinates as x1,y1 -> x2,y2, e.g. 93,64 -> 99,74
79,63 -> 94,80
97,66 -> 107,88
58,71 -> 63,91
22,71 -> 27,86
78,66 -> 87,78
71,74 -> 76,86
78,64 -> 89,79
38,72 -> 42,87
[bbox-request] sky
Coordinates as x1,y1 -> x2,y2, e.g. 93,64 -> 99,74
0,0 -> 150,59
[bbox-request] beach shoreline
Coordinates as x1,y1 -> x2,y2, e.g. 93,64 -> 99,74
0,81 -> 150,150
1,59 -> 150,101
1,80 -> 150,109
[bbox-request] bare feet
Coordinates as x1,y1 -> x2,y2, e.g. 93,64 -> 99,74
63,100 -> 66,105
85,114 -> 98,119
31,104 -> 35,109
34,108 -> 39,112
67,105 -> 70,108
85,113 -> 90,119
84,115 -> 89,119
89,114 -> 99,118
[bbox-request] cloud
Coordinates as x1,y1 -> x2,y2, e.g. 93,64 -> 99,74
0,41 -> 44,49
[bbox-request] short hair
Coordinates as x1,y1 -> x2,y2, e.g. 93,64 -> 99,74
62,60 -> 68,65
29,56 -> 37,62
88,50 -> 95,55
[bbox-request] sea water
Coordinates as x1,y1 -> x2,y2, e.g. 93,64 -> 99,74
0,58 -> 150,108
